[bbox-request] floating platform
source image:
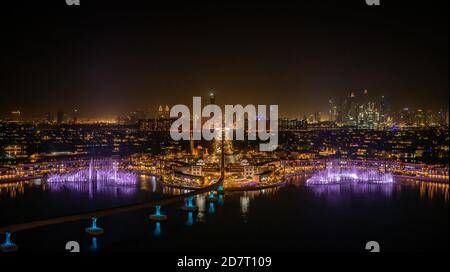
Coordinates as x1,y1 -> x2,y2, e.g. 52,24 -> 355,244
0,243 -> 18,252
149,214 -> 168,221
85,227 -> 104,236
1,233 -> 18,252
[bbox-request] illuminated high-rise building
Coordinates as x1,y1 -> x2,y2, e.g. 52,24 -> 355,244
73,108 -> 78,124
45,112 -> 54,123
157,105 -> 164,118
347,92 -> 358,125
415,109 -> 426,126
314,112 -> 321,123
157,105 -> 170,119
154,105 -> 173,130
307,114 -> 315,124
10,110 -> 21,122
164,105 -> 170,117
328,99 -> 337,122
358,102 -> 379,129
437,109 -> 445,125
56,109 -> 64,124
379,95 -> 386,126
399,108 -> 413,126
362,89 -> 369,105
209,91 -> 215,105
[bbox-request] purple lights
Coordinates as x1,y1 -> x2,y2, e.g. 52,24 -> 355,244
47,159 -> 137,185
306,162 -> 394,185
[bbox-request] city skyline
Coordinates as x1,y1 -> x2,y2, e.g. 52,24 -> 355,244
2,89 -> 449,121
1,1 -> 448,117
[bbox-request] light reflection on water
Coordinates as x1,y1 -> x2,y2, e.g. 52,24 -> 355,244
240,196 -> 250,222
208,202 -> 215,215
0,175 -> 186,199
418,180 -> 449,203
90,237 -> 98,251
46,181 -> 140,198
218,194 -> 224,206
1,176 -> 448,206
196,195 -> 206,222
0,176 -> 448,227
307,183 -> 395,197
186,212 -> 194,226
153,222 -> 161,237
287,176 -> 449,204
0,174 -> 448,251
226,188 -> 279,222
0,180 -> 28,198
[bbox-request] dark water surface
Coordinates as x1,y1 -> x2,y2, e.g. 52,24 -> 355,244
0,175 -> 448,252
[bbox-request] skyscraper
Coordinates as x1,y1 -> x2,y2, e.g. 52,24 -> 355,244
10,110 -> 21,122
158,105 -> 164,118
57,109 -> 64,124
314,111 -> 321,123
347,92 -> 358,126
157,105 -> 170,119
164,105 -> 170,117
45,112 -> 54,123
209,91 -> 215,105
379,95 -> 386,126
328,99 -> 337,122
73,109 -> 78,124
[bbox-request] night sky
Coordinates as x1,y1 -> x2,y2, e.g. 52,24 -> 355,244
1,0 -> 448,118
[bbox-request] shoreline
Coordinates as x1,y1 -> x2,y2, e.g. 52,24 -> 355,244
0,176 -> 44,184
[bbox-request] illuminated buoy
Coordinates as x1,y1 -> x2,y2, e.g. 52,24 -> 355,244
149,205 -> 167,221
207,191 -> 217,202
181,196 -> 198,212
0,232 -> 18,252
85,217 -> 104,236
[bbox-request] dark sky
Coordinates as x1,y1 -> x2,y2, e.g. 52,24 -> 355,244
1,0 -> 448,118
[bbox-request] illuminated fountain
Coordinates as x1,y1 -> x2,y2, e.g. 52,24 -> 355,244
306,163 -> 394,185
47,159 -> 137,185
